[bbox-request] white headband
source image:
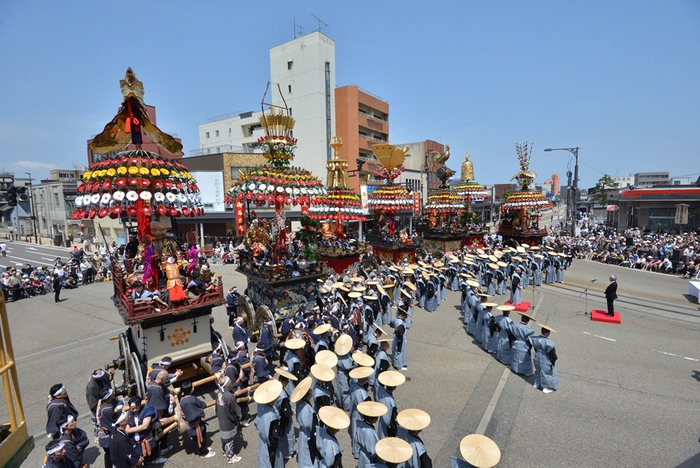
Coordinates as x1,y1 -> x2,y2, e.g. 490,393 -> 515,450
93,369 -> 105,379
112,411 -> 128,427
101,388 -> 113,401
235,341 -> 245,349
47,442 -> 65,455
217,376 -> 231,392
52,385 -> 65,397
59,415 -> 74,433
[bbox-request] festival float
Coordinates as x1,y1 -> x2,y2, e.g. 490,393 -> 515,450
497,142 -> 551,245
415,146 -> 462,251
366,144 -> 418,262
73,70 -> 228,430
225,85 -> 329,316
452,152 -> 491,247
416,150 -> 489,250
306,136 -> 367,272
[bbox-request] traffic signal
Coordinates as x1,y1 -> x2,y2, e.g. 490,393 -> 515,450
7,186 -> 17,206
17,186 -> 28,201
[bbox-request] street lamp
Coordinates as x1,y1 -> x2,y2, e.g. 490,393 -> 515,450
25,172 -> 40,244
544,147 -> 579,236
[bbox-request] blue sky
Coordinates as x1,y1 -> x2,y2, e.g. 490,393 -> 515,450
1,1 -> 698,189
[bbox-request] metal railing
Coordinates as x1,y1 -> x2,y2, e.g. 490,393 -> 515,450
206,110 -> 251,123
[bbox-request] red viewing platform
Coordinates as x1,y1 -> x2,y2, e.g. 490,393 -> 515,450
505,301 -> 530,313
591,309 -> 621,324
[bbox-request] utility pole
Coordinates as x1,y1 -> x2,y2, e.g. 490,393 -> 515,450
25,172 -> 39,244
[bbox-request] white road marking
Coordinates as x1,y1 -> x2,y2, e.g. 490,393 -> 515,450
583,331 -> 617,342
42,257 -> 58,261
26,247 -> 37,250
5,254 -> 60,265
16,327 -> 125,361
476,367 -> 510,434
653,350 -> 698,362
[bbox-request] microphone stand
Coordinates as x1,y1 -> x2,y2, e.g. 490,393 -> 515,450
578,279 -> 596,315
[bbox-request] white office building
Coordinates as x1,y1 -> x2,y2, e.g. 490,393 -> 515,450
198,31 -> 336,181
612,174 -> 634,188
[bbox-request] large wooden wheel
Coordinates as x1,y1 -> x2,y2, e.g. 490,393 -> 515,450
255,305 -> 274,333
237,295 -> 256,333
212,330 -> 229,359
126,351 -> 146,399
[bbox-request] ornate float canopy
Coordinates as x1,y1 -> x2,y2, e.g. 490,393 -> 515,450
73,150 -> 203,219
453,181 -> 490,201
224,104 -> 327,208
73,69 -> 202,220
367,144 -> 413,212
307,136 -> 366,222
502,190 -> 551,211
503,142 -> 551,211
424,188 -> 466,214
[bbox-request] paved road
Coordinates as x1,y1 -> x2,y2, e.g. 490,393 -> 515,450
3,241 -> 700,467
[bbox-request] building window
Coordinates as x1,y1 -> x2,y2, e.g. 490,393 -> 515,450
247,124 -> 262,137
231,167 -> 253,180
288,84 -> 292,94
289,107 -> 292,116
229,128 -> 232,137
215,130 -> 220,137
205,132 -> 210,139
54,193 -> 59,205
287,60 -> 293,70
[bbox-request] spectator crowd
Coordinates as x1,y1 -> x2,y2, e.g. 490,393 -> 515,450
565,226 -> 699,278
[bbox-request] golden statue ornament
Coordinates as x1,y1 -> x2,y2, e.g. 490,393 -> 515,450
461,153 -> 475,181
89,68 -> 184,156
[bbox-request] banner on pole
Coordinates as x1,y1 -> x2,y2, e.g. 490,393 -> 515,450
413,192 -> 421,214
235,201 -> 246,235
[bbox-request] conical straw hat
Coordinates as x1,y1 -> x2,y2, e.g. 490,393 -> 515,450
357,401 -> 388,418
319,406 -> 350,430
335,334 -> 353,355
375,437 -> 413,463
378,370 -> 406,387
253,379 -> 283,404
348,366 -> 374,380
459,434 -> 501,468
352,351 -> 375,367
315,350 -> 338,368
397,408 -> 431,431
275,367 -> 297,381
285,338 -> 305,350
310,364 -> 336,382
290,376 -> 313,403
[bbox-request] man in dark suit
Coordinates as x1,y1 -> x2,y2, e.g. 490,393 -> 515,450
605,275 -> 618,316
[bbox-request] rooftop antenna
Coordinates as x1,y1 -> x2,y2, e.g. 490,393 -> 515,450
294,18 -> 304,38
311,14 -> 328,32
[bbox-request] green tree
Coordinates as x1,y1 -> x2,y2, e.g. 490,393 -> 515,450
590,174 -> 619,204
